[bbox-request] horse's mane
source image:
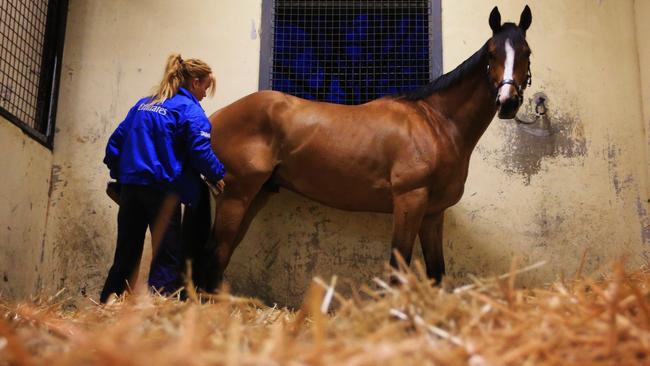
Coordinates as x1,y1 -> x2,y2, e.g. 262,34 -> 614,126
394,41 -> 489,101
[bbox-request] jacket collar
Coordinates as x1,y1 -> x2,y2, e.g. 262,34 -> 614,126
177,87 -> 200,105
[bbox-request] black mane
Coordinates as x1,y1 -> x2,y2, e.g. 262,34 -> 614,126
394,42 -> 489,101
395,23 -> 526,101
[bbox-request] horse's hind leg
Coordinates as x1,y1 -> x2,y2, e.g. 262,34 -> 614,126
418,212 -> 445,284
232,187 -> 273,246
389,188 -> 428,279
203,177 -> 271,292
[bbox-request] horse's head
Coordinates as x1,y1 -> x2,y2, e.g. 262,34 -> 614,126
487,6 -> 532,119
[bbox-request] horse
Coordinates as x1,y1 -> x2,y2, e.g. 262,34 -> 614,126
200,6 -> 533,291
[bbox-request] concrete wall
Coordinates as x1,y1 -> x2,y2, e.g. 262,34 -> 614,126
228,0 -> 650,306
636,0 -> 650,199
440,0 -> 649,287
2,0 -> 648,306
38,0 -> 262,297
0,118 -> 52,299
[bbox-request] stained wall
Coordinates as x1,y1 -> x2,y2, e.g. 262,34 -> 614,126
0,118 -> 52,299
635,0 -> 650,200
37,0 -> 262,298
229,0 -> 650,306
1,0 -> 648,307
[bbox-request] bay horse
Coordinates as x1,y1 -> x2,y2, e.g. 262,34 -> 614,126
202,6 -> 533,291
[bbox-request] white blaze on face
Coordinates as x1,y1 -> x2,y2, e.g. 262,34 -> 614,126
498,39 -> 516,104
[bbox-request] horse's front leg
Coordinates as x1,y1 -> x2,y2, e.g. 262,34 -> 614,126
418,212 -> 445,284
389,188 -> 428,278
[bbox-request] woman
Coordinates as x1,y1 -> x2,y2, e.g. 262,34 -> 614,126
100,54 -> 225,303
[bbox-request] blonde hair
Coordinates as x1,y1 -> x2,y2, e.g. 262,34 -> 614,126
148,53 -> 216,105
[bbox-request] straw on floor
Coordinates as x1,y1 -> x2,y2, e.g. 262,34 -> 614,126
1,258 -> 649,366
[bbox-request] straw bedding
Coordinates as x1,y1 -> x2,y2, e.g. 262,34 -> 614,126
1,259 -> 649,366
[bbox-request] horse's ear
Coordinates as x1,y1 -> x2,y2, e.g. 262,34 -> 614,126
519,5 -> 532,32
489,7 -> 501,33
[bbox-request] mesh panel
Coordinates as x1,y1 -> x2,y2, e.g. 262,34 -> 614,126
269,0 -> 431,105
0,0 -> 49,131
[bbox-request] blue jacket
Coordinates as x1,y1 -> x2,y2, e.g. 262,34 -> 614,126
104,87 -> 225,205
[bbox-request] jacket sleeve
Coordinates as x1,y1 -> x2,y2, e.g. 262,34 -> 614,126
103,104 -> 138,179
182,108 -> 226,182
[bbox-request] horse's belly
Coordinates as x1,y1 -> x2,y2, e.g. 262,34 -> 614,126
274,164 -> 393,213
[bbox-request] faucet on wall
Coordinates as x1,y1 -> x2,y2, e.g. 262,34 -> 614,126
515,92 -> 551,137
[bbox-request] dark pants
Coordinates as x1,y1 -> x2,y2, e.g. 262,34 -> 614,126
100,184 -> 182,303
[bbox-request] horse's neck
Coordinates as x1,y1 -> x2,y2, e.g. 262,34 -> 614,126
425,66 -> 497,152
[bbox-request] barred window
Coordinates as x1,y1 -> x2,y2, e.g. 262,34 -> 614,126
0,0 -> 68,149
259,0 -> 441,105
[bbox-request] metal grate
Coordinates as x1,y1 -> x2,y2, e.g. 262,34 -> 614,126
259,0 -> 441,105
0,0 -> 67,148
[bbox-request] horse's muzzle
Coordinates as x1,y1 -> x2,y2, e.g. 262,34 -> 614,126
497,96 -> 521,119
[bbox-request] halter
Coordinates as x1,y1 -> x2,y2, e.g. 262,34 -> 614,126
490,63 -> 532,104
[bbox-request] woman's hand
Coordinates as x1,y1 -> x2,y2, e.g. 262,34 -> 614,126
205,178 -> 225,197
215,179 -> 225,194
